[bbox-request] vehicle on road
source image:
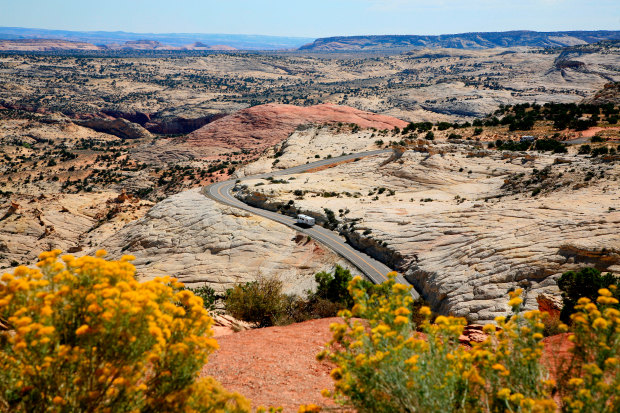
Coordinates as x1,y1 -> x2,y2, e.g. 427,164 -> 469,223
296,214 -> 315,227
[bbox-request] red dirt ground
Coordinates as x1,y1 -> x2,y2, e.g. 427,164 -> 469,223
202,319 -> 574,412
201,317 -> 340,412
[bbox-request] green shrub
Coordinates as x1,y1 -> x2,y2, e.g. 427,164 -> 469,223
498,140 -> 531,151
224,268 -> 359,327
312,265 -> 354,309
224,276 -> 286,328
533,138 -> 567,153
578,144 -> 591,154
591,146 -> 609,157
558,267 -> 619,322
189,284 -> 222,312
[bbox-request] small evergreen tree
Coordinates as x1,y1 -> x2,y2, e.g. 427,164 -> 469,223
558,267 -> 619,322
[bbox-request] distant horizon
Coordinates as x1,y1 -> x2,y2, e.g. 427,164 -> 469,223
1,0 -> 618,38
3,26 -> 620,42
0,26 -> 314,41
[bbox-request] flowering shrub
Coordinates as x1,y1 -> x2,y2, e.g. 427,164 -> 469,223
0,250 -> 250,412
318,273 -> 619,413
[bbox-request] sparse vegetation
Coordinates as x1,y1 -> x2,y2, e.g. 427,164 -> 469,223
223,266 -> 359,328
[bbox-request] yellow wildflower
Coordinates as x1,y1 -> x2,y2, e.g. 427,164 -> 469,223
508,297 -> 523,307
568,378 -> 584,387
497,388 -> 511,399
592,317 -> 608,330
394,316 -> 409,325
394,307 -> 410,316
419,306 -> 431,316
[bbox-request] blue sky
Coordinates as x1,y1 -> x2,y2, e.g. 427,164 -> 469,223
1,0 -> 619,38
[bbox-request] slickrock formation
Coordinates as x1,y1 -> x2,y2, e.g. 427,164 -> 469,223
235,137 -> 620,324
582,82 -> 620,105
0,193 -> 152,268
150,104 -> 406,159
236,124 -> 385,176
75,118 -> 153,140
187,103 -> 407,150
97,188 -> 352,296
133,104 -> 406,163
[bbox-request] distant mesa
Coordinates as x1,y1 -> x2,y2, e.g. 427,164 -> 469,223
0,37 -> 238,51
184,42 -> 237,51
0,27 -> 313,50
299,30 -> 620,51
0,37 -> 241,52
121,39 -> 164,50
0,38 -> 100,51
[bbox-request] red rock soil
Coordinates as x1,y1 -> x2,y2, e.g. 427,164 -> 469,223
203,318 -> 574,412
201,317 -> 340,412
185,103 -> 408,156
579,126 -> 620,139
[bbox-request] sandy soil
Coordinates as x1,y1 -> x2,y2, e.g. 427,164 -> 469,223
201,318 -> 339,412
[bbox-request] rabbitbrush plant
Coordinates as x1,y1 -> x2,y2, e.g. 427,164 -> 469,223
0,249 -> 250,412
318,273 -> 619,413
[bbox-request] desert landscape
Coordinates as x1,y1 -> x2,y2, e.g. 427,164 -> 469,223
0,15 -> 619,413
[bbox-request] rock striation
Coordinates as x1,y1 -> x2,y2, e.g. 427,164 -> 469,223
133,103 -> 407,163
74,118 -> 152,140
183,103 -> 407,155
234,135 -> 620,324
97,188 -> 352,296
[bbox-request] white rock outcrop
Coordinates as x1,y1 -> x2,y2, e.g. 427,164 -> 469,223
235,137 -> 620,323
98,188 -> 351,296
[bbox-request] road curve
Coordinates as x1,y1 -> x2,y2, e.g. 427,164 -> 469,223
203,150 -> 420,298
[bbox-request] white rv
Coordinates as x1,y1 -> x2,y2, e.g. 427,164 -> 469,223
296,214 -> 315,227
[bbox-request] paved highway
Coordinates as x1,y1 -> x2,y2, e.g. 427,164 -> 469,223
203,150 -> 420,298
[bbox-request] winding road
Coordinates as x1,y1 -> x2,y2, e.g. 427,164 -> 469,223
203,150 -> 420,298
